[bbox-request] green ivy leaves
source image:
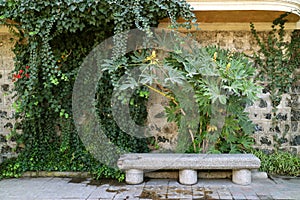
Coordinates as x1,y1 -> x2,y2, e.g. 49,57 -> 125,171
0,0 -> 195,180
251,13 -> 299,106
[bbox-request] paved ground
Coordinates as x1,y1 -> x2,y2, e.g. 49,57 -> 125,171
0,176 -> 299,200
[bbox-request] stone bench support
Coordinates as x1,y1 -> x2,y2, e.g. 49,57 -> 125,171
117,153 -> 260,185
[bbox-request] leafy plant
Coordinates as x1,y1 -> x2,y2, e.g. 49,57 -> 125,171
253,149 -> 300,177
105,41 -> 262,154
169,46 -> 262,153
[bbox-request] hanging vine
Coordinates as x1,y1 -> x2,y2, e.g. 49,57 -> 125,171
0,0 -> 195,180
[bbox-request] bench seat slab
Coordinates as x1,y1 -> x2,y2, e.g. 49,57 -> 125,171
118,153 -> 260,170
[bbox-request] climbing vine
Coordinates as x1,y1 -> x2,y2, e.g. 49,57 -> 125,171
251,13 -> 300,106
0,0 -> 195,180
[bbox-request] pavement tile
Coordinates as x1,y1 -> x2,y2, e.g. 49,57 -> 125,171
257,195 -> 274,200
270,192 -> 293,200
145,179 -> 169,186
244,195 -> 260,200
1,177 -> 300,200
217,188 -> 233,200
89,185 -> 116,199
229,191 -> 247,200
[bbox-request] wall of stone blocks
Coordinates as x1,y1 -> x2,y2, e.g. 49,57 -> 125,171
0,33 -> 17,162
193,30 -> 292,54
245,90 -> 300,154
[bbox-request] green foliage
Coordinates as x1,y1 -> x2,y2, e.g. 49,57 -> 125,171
105,42 -> 262,154
253,149 -> 300,177
0,0 -> 195,180
170,46 -> 262,153
251,13 -> 300,106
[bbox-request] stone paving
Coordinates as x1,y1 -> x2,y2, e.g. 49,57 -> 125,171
0,176 -> 299,200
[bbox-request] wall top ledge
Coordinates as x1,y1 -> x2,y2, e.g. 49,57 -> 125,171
187,0 -> 300,15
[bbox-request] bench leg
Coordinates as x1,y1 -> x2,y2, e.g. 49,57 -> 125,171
179,169 -> 197,185
126,169 -> 144,185
232,169 -> 251,185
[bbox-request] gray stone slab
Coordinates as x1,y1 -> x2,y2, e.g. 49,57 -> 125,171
270,192 -> 293,200
196,178 -> 236,187
145,179 -> 169,186
229,188 -> 247,200
1,177 -> 300,200
257,195 -> 274,200
244,195 -> 260,200
230,193 -> 247,200
167,185 -> 193,199
89,185 -> 116,199
113,185 -> 144,199
217,188 -> 233,200
118,153 -> 260,170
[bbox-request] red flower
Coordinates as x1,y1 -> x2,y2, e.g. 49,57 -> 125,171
16,74 -> 21,79
13,73 -> 21,78
19,70 -> 24,74
26,66 -> 30,69
25,73 -> 30,78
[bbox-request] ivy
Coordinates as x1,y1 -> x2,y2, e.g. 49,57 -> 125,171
250,13 -> 300,150
250,13 -> 300,106
0,0 -> 195,180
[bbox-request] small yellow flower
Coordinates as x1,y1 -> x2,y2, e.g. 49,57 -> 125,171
145,50 -> 158,64
207,125 -> 218,132
226,63 -> 231,71
213,52 -> 217,61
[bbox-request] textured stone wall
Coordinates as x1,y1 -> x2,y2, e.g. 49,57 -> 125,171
147,88 -> 179,152
0,33 -> 17,162
194,30 -> 292,55
245,90 -> 300,154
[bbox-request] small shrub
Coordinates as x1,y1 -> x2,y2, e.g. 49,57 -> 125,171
253,149 -> 300,177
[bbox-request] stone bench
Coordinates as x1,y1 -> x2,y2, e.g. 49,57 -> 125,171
117,153 -> 261,185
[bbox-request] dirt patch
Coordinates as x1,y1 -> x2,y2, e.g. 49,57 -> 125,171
173,189 -> 193,195
193,188 -> 214,200
106,188 -> 128,193
140,190 -> 166,200
68,177 -> 87,184
87,179 -> 125,187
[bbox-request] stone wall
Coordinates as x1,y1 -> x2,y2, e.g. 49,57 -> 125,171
0,32 -> 17,162
194,30 -> 292,54
245,90 -> 300,153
